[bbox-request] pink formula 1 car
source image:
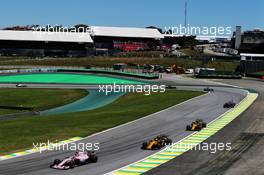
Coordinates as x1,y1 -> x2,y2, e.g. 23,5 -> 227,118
50,151 -> 98,170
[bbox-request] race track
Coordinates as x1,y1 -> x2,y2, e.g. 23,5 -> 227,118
144,78 -> 263,175
0,76 -> 248,175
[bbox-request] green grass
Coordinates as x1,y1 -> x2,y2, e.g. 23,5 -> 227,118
0,109 -> 19,115
0,88 -> 88,115
0,90 -> 204,155
206,61 -> 239,72
179,48 -> 206,57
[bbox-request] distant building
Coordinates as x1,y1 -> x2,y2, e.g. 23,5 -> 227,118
239,54 -> 264,74
243,30 -> 264,44
0,24 -> 240,57
90,26 -> 163,54
233,26 -> 264,54
0,30 -> 93,57
0,25 -> 164,57
240,53 -> 264,61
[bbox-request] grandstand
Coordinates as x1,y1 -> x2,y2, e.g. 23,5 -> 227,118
0,30 -> 94,57
0,26 -> 164,57
90,26 -> 164,54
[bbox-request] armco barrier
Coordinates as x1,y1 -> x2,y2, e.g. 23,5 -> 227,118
107,92 -> 258,175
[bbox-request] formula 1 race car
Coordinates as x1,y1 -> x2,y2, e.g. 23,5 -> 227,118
16,84 -> 27,88
142,135 -> 172,150
50,151 -> 98,170
203,87 -> 214,92
186,119 -> 207,131
223,101 -> 236,108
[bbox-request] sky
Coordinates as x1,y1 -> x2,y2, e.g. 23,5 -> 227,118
0,0 -> 263,32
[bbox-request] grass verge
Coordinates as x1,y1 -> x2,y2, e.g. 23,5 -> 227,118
0,88 -> 88,115
0,90 -> 204,155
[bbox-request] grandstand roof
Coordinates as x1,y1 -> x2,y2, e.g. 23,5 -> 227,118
91,26 -> 164,39
0,30 -> 93,43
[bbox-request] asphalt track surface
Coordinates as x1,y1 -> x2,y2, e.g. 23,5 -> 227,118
0,76 -> 248,175
144,78 -> 264,175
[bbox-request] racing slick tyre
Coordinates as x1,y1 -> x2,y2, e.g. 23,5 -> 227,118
50,159 -> 61,168
166,139 -> 172,146
153,144 -> 161,150
54,159 -> 61,165
196,127 -> 202,131
186,125 -> 191,131
69,161 -> 75,169
142,142 -> 148,149
202,122 -> 207,128
74,159 -> 81,166
90,155 -> 98,163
